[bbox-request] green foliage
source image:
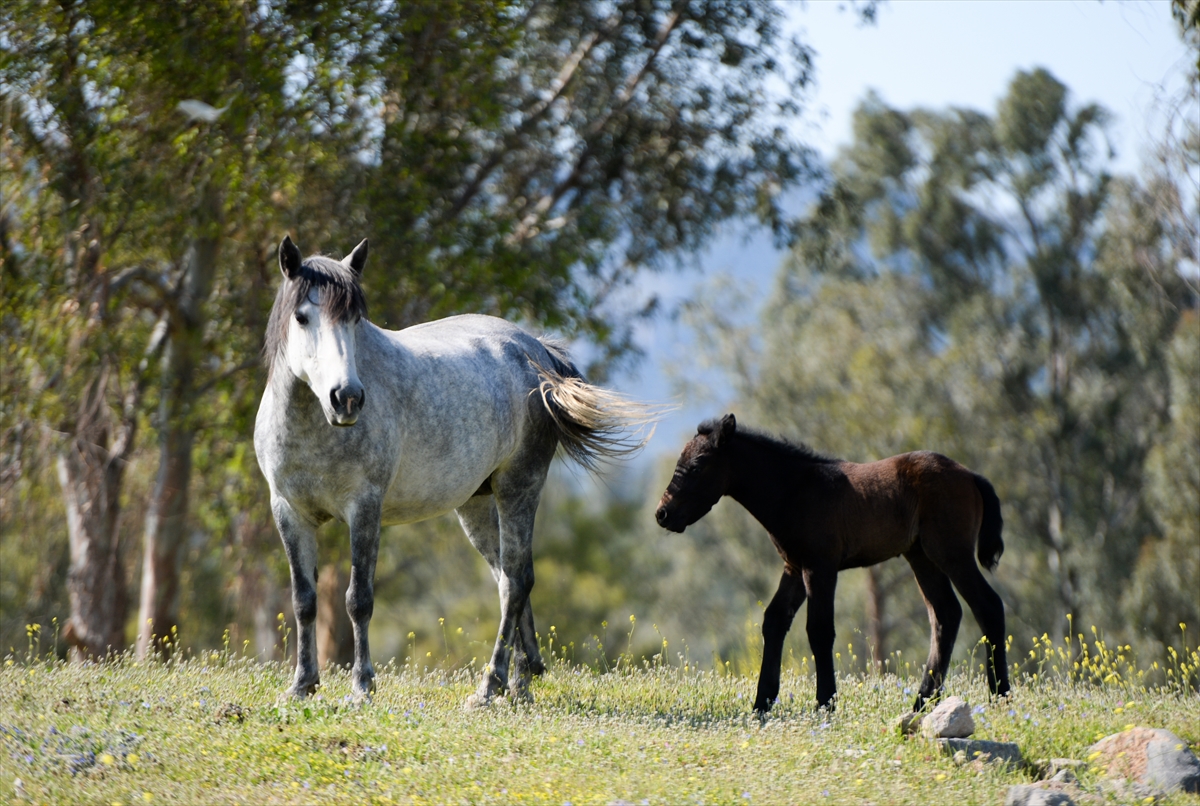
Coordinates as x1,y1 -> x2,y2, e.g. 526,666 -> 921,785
1,0 -> 819,656
1124,313 -> 1200,654
689,68 -> 1198,665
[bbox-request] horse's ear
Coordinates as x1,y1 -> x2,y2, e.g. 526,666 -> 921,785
342,238 -> 368,276
279,235 -> 302,279
713,413 -> 737,446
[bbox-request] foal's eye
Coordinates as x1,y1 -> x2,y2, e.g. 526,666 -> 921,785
295,313 -> 309,326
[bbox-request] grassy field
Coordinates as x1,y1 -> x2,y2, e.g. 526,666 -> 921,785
2,637 -> 1199,805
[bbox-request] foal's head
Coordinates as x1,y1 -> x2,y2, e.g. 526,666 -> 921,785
266,235 -> 370,427
655,413 -> 738,533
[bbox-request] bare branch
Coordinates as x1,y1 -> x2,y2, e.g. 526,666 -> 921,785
507,3 -> 687,245
446,15 -> 617,222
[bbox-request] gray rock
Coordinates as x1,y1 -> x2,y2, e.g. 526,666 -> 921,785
1049,766 -> 1077,784
920,695 -> 975,738
1005,784 -> 1075,806
1088,726 -> 1200,794
896,711 -> 923,736
937,738 -> 1025,768
1145,730 -> 1200,793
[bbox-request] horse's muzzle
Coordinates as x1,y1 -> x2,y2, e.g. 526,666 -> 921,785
330,382 -> 365,426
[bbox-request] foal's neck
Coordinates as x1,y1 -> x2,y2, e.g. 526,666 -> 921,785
726,434 -> 824,536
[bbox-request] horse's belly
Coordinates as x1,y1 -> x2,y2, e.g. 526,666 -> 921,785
378,447 -> 502,526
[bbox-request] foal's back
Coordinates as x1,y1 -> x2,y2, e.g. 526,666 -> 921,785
817,450 -> 983,570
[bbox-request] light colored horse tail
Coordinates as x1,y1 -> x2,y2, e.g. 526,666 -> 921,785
531,343 -> 661,472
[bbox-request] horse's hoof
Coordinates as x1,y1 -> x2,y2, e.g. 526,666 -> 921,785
464,692 -> 493,710
286,681 -> 319,699
507,684 -> 534,704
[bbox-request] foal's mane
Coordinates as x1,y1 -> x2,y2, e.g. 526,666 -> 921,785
699,418 -> 838,465
741,429 -> 839,465
263,255 -> 368,377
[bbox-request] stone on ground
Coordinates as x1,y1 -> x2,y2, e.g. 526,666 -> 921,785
1005,784 -> 1076,806
896,711 -> 923,736
921,696 -> 975,739
1088,726 -> 1200,794
939,738 -> 1025,768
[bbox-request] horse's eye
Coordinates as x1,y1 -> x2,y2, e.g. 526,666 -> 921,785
295,313 -> 309,326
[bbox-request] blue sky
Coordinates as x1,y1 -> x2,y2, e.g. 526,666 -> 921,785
602,0 -> 1192,474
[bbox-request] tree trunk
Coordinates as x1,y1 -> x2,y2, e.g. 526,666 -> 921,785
865,565 -> 887,672
317,562 -> 355,669
136,191 -> 222,658
56,374 -> 131,659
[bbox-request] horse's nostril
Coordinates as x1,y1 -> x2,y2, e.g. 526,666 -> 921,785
655,506 -> 667,524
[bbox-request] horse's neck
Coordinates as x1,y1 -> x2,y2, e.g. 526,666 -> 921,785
268,368 -> 322,424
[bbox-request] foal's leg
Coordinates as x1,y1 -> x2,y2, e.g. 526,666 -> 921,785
803,566 -> 839,711
754,569 -> 807,714
456,496 -> 544,697
941,560 -> 1010,700
904,547 -> 962,711
346,496 -> 382,701
273,498 -> 321,698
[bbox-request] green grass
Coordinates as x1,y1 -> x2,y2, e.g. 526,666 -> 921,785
2,644 -> 1199,806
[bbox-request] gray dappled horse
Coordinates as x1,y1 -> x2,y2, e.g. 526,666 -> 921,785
255,236 -> 647,707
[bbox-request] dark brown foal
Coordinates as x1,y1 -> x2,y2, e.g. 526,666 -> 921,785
655,414 -> 1009,713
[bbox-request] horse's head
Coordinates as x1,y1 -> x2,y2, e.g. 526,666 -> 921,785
273,235 -> 370,427
655,413 -> 737,533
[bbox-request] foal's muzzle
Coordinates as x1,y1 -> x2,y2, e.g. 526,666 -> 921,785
655,496 -> 686,533
330,382 -> 366,426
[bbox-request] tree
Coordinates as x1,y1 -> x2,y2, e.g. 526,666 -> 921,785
690,68 -> 1195,663
2,0 -> 823,658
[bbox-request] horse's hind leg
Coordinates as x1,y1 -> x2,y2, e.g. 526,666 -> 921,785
456,496 -> 545,697
273,498 -> 321,698
460,473 -> 547,708
754,569 -> 807,714
942,561 -> 1010,700
346,496 -> 382,701
904,547 -> 962,712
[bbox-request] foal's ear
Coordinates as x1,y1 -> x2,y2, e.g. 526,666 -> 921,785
279,235 -> 303,280
713,413 -> 737,446
342,238 -> 369,276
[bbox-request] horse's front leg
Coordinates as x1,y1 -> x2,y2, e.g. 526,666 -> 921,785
274,498 -> 321,698
754,569 -> 807,714
804,566 -> 839,711
346,496 -> 382,702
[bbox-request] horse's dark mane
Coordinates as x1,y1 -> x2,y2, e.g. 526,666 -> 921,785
263,255 -> 368,376
698,418 -> 838,465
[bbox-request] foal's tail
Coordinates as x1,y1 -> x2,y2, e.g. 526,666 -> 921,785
531,342 -> 661,472
973,473 -> 1004,572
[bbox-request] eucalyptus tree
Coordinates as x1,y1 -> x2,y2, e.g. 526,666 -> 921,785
2,0 -> 825,657
704,69 -> 1193,658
